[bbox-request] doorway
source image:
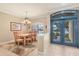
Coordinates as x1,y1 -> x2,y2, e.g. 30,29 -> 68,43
51,19 -> 76,46
50,10 -> 79,47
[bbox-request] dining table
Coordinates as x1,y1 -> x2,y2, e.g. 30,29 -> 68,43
18,33 -> 31,46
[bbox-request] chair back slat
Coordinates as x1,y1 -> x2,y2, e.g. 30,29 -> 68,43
13,31 -> 21,41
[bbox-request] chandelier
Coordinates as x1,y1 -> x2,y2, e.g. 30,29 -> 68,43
23,11 -> 31,24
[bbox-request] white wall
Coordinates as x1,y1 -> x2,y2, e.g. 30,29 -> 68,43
0,12 -> 24,43
30,15 -> 50,33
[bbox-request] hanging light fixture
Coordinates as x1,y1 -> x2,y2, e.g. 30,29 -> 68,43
22,11 -> 32,33
23,11 -> 31,24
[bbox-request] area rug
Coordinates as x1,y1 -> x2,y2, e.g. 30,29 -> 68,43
0,42 -> 37,56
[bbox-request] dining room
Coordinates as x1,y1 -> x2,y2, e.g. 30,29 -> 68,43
0,15 -> 38,56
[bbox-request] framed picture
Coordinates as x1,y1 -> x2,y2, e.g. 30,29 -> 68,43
10,22 -> 22,31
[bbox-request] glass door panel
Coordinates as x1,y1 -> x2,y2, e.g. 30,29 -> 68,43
64,20 -> 73,44
52,21 -> 61,42
51,19 -> 74,45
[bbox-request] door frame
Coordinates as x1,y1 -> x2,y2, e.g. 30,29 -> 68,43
50,17 -> 77,47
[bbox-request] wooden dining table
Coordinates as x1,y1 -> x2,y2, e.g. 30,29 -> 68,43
18,33 -> 31,46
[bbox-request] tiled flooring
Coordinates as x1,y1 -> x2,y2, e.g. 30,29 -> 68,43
0,33 -> 79,56
28,33 -> 79,56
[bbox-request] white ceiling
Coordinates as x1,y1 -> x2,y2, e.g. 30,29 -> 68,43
0,3 -> 78,19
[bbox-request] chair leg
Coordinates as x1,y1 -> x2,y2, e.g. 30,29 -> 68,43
30,39 -> 32,44
26,40 -> 27,45
31,40 -> 32,44
14,42 -> 17,45
17,42 -> 19,47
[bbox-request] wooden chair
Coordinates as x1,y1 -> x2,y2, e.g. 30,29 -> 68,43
29,31 -> 37,42
25,34 -> 33,45
13,31 -> 24,46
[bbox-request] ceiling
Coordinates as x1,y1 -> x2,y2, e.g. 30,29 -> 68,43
0,3 -> 78,19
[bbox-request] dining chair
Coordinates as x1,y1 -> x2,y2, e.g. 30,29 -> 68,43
25,34 -> 33,45
29,31 -> 37,42
13,31 -> 24,46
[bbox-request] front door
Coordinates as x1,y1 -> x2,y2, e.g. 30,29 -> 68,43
51,19 -> 75,46
51,20 -> 63,44
63,20 -> 74,46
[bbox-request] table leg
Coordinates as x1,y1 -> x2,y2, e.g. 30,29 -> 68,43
24,37 -> 26,46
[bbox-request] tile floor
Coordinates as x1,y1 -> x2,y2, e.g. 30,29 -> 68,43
28,33 -> 79,56
0,33 -> 79,56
